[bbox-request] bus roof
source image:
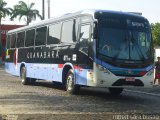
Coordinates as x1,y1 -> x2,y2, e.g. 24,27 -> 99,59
7,9 -> 146,34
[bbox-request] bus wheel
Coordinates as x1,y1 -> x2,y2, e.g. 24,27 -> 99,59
30,78 -> 36,85
108,88 -> 123,95
20,66 -> 30,85
66,69 -> 79,94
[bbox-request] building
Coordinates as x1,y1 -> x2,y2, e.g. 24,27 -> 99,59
0,25 -> 23,60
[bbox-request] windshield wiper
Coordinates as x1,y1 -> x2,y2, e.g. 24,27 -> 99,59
130,34 -> 146,61
112,34 -> 128,61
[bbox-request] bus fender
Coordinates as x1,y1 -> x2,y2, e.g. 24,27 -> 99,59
19,62 -> 27,75
61,63 -> 76,85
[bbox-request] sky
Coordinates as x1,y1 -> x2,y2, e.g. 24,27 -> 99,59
2,0 -> 160,25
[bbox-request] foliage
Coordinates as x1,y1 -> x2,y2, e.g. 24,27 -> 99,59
151,23 -> 160,47
0,0 -> 12,21
0,0 -> 12,56
11,1 -> 42,25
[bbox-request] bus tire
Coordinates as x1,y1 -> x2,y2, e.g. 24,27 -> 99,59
20,66 -> 30,85
30,78 -> 36,85
108,88 -> 123,95
66,69 -> 80,94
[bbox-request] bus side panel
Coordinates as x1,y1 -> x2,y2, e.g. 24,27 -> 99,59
5,48 -> 19,76
5,62 -> 19,76
47,64 -> 62,82
76,68 -> 96,87
75,68 -> 88,86
24,63 -> 63,82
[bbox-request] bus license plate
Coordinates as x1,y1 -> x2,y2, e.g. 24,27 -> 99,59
125,77 -> 135,81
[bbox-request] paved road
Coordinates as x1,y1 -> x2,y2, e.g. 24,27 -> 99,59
0,65 -> 160,120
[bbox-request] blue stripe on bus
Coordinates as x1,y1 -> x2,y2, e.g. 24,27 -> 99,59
95,58 -> 154,72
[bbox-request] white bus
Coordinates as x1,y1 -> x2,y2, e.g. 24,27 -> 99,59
5,10 -> 154,95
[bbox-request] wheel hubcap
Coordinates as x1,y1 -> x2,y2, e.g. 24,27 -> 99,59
67,75 -> 73,91
21,69 -> 25,82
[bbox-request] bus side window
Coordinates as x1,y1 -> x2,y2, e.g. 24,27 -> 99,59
35,26 -> 47,46
79,24 -> 91,55
17,32 -> 25,48
25,29 -> 35,47
6,35 -> 11,49
61,20 -> 75,43
47,23 -> 61,45
10,34 -> 17,48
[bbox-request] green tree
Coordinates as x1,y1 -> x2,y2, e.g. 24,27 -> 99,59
151,23 -> 160,47
11,1 -> 42,25
0,0 -> 12,60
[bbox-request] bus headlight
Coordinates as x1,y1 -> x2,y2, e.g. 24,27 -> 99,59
96,64 -> 111,74
146,68 -> 154,76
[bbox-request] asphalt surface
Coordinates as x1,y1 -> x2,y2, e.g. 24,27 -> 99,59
0,64 -> 160,120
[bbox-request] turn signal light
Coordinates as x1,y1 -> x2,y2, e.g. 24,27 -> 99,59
139,71 -> 147,76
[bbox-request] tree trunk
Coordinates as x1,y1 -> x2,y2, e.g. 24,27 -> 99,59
27,16 -> 31,25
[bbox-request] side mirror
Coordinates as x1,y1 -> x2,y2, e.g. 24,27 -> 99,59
93,21 -> 98,39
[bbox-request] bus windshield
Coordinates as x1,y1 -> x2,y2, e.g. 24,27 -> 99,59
96,12 -> 153,65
